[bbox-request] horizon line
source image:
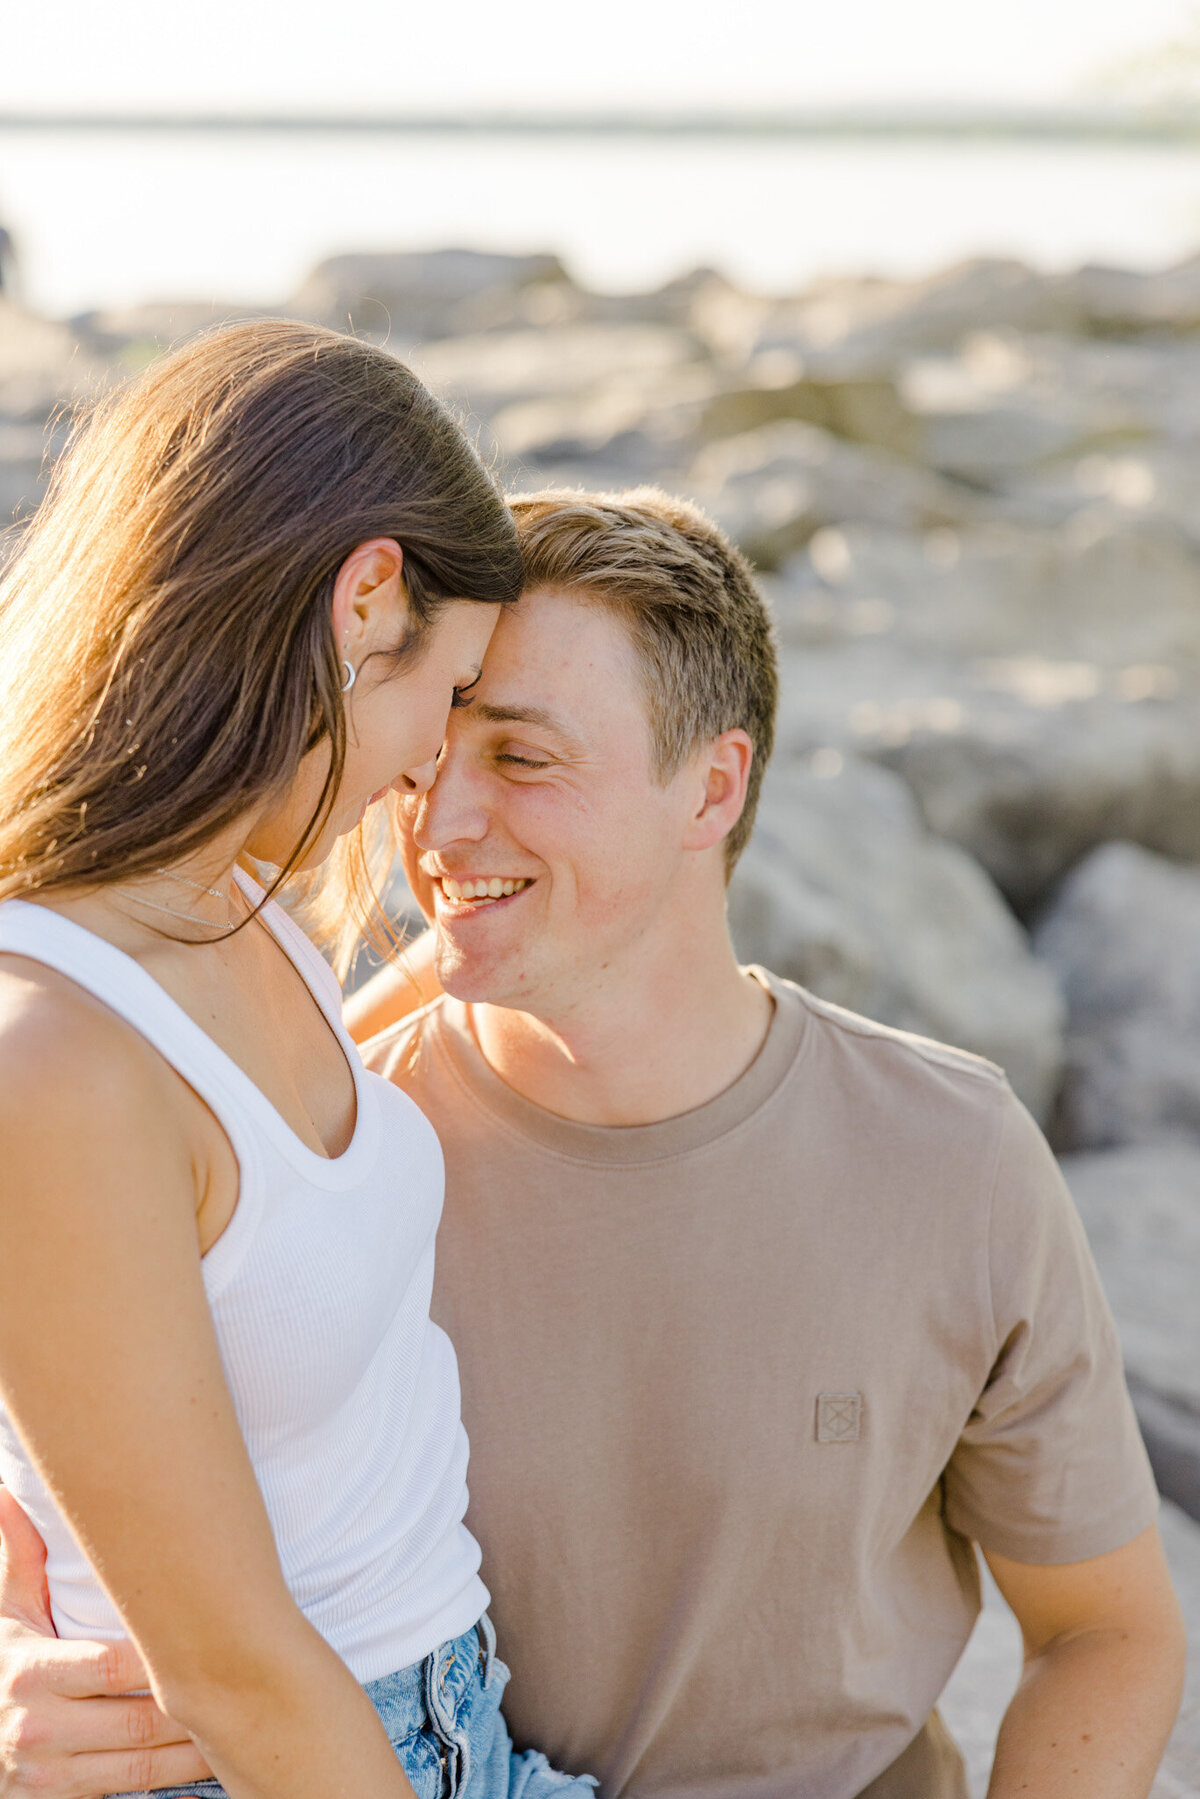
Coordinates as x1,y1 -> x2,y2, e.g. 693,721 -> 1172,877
3,103 -> 1200,142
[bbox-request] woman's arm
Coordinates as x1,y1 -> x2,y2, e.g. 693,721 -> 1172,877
0,1485 -> 211,1799
0,973 -> 415,1799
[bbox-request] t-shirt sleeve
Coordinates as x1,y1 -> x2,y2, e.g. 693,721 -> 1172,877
941,1084 -> 1160,1563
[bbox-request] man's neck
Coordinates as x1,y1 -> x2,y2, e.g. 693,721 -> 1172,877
467,921 -> 773,1128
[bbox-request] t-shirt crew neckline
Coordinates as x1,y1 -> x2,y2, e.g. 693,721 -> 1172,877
432,968 -> 807,1166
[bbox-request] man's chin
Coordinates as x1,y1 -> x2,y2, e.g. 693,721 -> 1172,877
434,934 -> 520,1008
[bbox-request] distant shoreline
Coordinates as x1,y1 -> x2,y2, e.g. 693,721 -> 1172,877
4,107 -> 1200,144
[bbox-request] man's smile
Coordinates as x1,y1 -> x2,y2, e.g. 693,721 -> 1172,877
434,875 -> 535,913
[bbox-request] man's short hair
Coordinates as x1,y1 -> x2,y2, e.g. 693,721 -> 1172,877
509,488 -> 778,873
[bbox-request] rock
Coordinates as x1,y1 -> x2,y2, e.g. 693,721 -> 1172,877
690,420 -> 967,567
895,331 -> 1158,496
900,328 -> 1155,489
1063,252 -> 1200,336
1127,1374 -> 1200,1531
919,394 -> 1148,489
0,421 -> 51,525
289,249 -> 571,340
0,223 -> 16,297
490,389 -> 698,489
1110,438 -> 1200,553
1158,1501 -> 1200,1794
67,300 -> 266,362
0,301 -> 107,524
728,756 -> 1064,1121
772,636 -> 1200,911
940,1501 -> 1200,1796
698,364 -> 916,457
1058,1141 -> 1200,1517
0,298 -> 93,422
751,259 -> 1078,379
776,517 -> 1200,670
413,322 -> 709,421
556,266 -> 750,334
938,1558 -> 1023,1798
411,322 -> 713,489
1032,844 -> 1200,1150
767,514 -> 1200,911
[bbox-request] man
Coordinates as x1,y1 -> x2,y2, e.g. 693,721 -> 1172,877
0,490 -> 1186,1797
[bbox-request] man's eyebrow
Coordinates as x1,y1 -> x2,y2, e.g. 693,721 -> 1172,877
471,702 -> 582,746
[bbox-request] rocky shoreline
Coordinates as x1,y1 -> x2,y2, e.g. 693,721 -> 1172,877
2,243 -> 1199,1784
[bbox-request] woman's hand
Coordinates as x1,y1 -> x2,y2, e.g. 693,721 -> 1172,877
0,1491 -> 210,1799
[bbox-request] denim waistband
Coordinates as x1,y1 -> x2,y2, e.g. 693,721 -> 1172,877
366,1613 -> 496,1746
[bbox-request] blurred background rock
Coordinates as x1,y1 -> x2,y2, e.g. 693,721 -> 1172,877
3,1 -> 1200,1787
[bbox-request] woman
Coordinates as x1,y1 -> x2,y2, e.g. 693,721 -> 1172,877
0,321 -> 594,1799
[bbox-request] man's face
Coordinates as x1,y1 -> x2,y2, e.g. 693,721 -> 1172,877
398,586 -> 701,1015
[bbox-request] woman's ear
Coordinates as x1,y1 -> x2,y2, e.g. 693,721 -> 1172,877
681,730 -> 754,856
331,538 -> 407,669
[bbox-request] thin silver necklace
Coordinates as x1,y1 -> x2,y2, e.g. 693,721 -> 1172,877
112,874 -> 239,933
156,866 -> 231,902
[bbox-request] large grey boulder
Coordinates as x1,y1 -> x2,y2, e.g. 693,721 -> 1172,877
690,419 -> 967,567
766,520 -> 1200,908
1060,1140 -> 1200,1523
891,323 -> 1200,532
776,517 -> 1200,668
917,390 -> 1149,490
750,258 -> 1078,378
413,322 -> 708,420
898,328 -> 1157,493
698,365 -> 917,457
727,756 -> 1064,1121
290,248 -> 570,340
0,422 -> 49,527
940,1502 -> 1200,1796
747,252 -> 1200,397
772,636 -> 1200,911
1063,251 -> 1200,336
67,300 -> 267,361
0,297 -> 96,424
1059,1140 -> 1200,1412
1033,844 -> 1200,1150
768,510 -> 1200,906
0,301 -> 94,524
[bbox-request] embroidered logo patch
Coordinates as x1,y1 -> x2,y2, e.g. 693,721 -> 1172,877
816,1392 -> 863,1443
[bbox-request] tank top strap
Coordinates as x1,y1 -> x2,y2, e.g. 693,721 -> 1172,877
232,868 -> 348,1033
0,885 -> 379,1189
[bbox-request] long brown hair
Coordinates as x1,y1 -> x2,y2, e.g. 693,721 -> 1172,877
0,319 -> 522,968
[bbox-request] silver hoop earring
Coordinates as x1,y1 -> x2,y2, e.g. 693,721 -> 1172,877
340,660 -> 357,693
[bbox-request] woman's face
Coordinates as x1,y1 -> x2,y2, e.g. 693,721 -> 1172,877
245,596 -> 501,872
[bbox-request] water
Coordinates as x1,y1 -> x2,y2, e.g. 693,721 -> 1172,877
3,129 -> 1200,317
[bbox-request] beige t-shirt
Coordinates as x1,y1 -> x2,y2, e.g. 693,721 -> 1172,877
366,972 -> 1158,1799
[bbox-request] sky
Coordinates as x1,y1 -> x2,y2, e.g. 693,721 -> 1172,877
0,0 -> 1196,115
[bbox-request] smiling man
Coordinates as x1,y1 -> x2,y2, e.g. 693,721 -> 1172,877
0,490 -> 1186,1799
356,490 -> 1185,1798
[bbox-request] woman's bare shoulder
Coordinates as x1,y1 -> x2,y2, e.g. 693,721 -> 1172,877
0,952 -> 175,1139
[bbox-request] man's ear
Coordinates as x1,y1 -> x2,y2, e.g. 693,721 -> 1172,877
330,538 -> 407,668
681,730 -> 754,855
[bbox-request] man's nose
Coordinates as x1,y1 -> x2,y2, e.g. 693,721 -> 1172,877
410,749 -> 489,847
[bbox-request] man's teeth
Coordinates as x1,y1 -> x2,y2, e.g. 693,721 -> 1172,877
441,877 -> 530,903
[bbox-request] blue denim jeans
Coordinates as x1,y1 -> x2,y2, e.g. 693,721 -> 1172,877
116,1616 -> 596,1799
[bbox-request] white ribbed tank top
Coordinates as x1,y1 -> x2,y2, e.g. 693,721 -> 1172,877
0,874 -> 488,1682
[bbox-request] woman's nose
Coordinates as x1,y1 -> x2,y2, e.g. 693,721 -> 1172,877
393,755 -> 439,797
